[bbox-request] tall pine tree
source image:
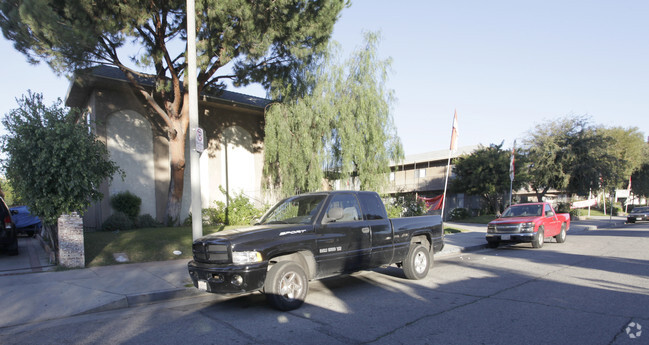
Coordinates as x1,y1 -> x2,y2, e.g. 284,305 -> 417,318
1,0 -> 347,223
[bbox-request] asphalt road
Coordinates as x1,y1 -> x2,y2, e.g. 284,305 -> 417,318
1,223 -> 647,345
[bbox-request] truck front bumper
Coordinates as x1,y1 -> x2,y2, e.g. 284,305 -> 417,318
188,261 -> 268,294
486,233 -> 536,243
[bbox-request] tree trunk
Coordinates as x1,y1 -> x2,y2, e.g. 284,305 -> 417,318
164,95 -> 190,225
535,186 -> 549,202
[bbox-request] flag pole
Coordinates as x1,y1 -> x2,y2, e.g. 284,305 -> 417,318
441,150 -> 453,221
508,141 -> 516,207
441,110 -> 458,221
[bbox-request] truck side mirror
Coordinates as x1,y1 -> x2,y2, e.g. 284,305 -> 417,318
323,207 -> 343,223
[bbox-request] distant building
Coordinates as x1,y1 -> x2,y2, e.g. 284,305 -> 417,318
387,146 -> 482,218
66,66 -> 270,229
385,146 -> 479,195
331,145 -> 482,219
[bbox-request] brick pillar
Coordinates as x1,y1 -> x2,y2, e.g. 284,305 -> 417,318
58,213 -> 85,268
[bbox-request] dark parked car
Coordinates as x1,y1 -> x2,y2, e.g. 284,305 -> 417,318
627,206 -> 649,223
0,197 -> 18,255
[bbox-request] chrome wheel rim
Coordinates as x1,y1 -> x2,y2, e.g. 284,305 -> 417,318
279,271 -> 304,300
414,251 -> 428,274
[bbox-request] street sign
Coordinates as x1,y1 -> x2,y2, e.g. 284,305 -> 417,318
195,127 -> 205,153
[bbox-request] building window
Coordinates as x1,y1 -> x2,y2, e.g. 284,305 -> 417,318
415,168 -> 426,178
389,172 -> 395,181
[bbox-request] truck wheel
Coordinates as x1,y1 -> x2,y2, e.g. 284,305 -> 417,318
403,244 -> 431,280
264,261 -> 308,311
555,224 -> 567,243
532,228 -> 545,249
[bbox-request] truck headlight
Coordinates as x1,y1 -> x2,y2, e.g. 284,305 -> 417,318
520,222 -> 535,232
232,251 -> 263,265
487,224 -> 495,233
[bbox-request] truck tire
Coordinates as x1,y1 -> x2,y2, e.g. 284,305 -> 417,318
532,227 -> 545,249
403,244 -> 431,280
264,261 -> 308,311
555,224 -> 567,243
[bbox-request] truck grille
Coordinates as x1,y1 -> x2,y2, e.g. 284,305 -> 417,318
493,224 -> 521,233
193,242 -> 230,263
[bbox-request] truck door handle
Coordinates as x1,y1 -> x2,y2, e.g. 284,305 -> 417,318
362,227 -> 370,234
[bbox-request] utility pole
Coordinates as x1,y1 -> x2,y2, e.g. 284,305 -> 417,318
187,0 -> 203,240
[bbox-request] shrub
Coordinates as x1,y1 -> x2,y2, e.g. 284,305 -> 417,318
384,201 -> 400,218
202,201 -> 227,225
569,209 -> 582,218
556,202 -> 571,213
228,193 -> 264,225
110,191 -> 141,219
385,194 -> 426,218
1,92 -> 121,224
102,212 -> 134,231
182,213 -> 193,226
449,208 -> 470,220
135,214 -> 161,228
186,194 -> 264,226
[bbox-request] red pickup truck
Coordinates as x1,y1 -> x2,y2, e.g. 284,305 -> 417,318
486,202 -> 570,249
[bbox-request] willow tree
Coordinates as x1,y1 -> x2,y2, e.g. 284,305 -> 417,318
263,32 -> 404,197
0,0 -> 346,223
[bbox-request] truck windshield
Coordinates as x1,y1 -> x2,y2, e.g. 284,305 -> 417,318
501,205 -> 542,217
258,195 -> 327,225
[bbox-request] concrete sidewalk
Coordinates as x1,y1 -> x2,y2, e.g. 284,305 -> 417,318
0,216 -> 628,329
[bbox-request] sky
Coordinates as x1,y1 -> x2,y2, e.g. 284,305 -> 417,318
1,0 -> 648,156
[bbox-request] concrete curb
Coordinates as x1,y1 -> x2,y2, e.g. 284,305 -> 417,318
78,287 -> 203,316
435,243 -> 487,257
126,287 -> 204,307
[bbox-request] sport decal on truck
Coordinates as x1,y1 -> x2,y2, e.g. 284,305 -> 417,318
279,229 -> 306,236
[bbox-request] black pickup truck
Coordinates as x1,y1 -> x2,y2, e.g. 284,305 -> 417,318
188,191 -> 444,310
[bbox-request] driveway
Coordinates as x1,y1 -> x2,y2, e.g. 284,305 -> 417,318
0,236 -> 54,276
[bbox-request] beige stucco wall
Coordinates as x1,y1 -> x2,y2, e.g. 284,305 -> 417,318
78,81 -> 266,229
106,110 -> 157,217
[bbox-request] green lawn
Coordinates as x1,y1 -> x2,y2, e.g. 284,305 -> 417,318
571,208 -> 607,217
443,227 -> 464,234
84,225 -> 240,267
